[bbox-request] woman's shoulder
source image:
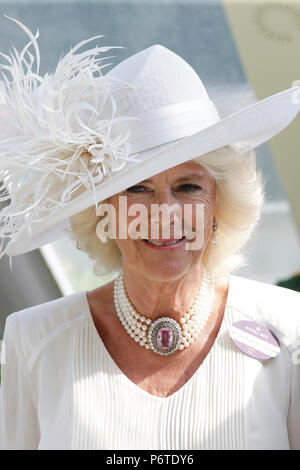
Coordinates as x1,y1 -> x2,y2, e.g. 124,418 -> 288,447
227,274 -> 300,347
3,290 -> 90,371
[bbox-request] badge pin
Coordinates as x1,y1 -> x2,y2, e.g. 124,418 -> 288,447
229,320 -> 280,360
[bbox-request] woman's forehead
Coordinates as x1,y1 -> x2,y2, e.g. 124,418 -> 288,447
145,161 -> 208,182
171,160 -> 205,173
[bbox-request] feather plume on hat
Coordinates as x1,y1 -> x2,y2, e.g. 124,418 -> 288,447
0,16 -> 139,268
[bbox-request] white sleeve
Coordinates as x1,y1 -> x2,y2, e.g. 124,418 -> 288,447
0,313 -> 40,450
287,340 -> 300,450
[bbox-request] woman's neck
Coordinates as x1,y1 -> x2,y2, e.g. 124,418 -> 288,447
121,263 -> 206,323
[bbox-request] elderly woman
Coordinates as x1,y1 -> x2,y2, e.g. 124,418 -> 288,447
0,19 -> 300,450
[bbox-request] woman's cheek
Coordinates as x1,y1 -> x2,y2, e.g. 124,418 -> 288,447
187,194 -> 215,245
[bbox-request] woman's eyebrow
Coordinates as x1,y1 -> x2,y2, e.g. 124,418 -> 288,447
174,173 -> 205,183
140,173 -> 205,184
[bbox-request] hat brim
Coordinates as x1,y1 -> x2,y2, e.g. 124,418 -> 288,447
5,85 -> 300,256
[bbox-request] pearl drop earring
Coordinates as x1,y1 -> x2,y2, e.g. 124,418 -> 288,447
212,218 -> 219,245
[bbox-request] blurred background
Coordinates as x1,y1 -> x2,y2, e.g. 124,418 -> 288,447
0,0 -> 299,337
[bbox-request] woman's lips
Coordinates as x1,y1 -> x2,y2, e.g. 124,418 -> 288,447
142,237 -> 186,250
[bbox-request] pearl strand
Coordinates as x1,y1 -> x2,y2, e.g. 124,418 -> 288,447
113,268 -> 215,353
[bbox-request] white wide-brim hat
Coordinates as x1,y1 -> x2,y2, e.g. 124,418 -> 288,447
0,17 -> 299,260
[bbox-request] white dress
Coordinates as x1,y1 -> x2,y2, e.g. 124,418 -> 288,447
0,274 -> 299,450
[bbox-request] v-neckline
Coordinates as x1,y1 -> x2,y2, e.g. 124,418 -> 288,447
83,274 -> 234,401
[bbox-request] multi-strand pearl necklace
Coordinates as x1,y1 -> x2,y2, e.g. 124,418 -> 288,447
113,268 -> 216,356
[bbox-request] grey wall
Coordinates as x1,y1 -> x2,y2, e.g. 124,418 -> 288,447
0,248 -> 62,337
0,1 -> 245,85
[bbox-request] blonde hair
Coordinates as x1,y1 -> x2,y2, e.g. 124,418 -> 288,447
65,141 -> 265,278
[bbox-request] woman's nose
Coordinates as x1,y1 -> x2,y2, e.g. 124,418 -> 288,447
151,190 -> 179,216
152,189 -> 176,206
149,190 -> 182,236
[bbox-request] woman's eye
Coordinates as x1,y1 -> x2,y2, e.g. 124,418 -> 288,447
126,185 -> 148,193
126,184 -> 202,193
178,184 -> 202,192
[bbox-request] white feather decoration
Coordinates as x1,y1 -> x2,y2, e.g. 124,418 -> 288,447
0,16 -> 139,264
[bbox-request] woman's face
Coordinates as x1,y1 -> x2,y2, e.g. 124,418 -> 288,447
107,160 -> 217,281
